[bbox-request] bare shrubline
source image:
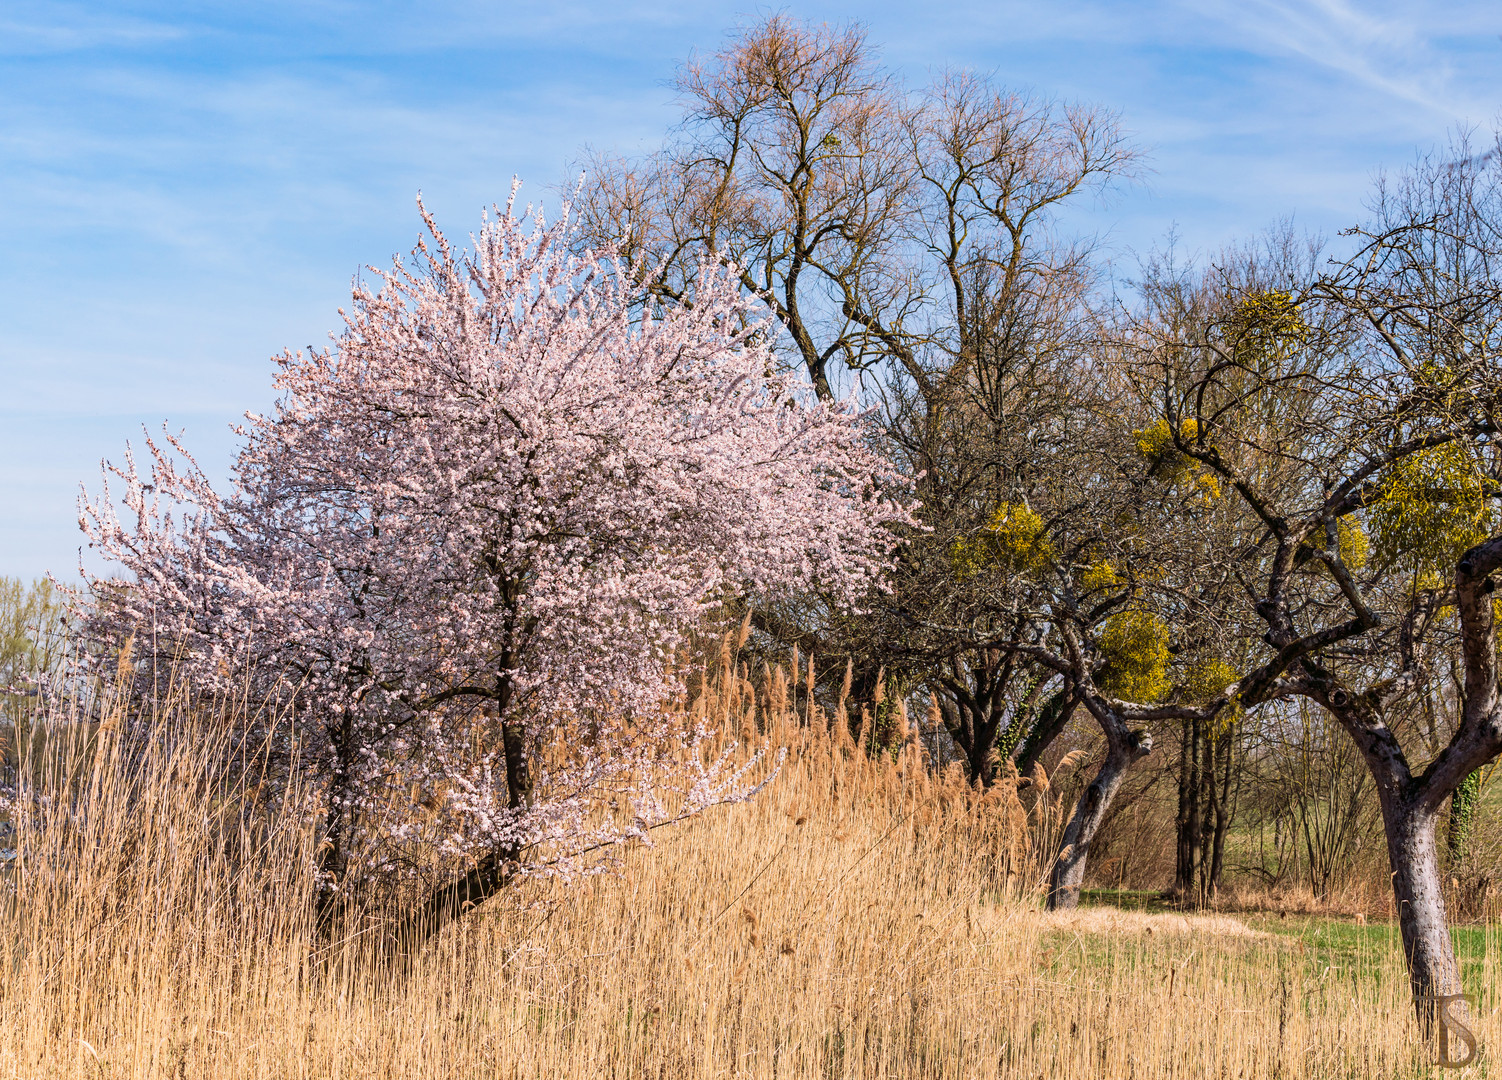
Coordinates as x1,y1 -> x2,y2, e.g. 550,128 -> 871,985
74,188 -> 912,928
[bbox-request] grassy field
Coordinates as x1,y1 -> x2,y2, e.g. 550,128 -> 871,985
0,670 -> 1489,1078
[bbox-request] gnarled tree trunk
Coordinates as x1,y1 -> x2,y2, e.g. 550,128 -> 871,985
1382,796 -> 1462,1020
1311,674 -> 1475,1031
1047,724 -> 1152,910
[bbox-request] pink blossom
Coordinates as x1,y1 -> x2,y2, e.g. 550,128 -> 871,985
76,188 -> 911,881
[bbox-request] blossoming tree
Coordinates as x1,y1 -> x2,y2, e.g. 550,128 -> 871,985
79,189 -> 910,931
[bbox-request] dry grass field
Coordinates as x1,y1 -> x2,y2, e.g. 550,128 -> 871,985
0,658 -> 1488,1079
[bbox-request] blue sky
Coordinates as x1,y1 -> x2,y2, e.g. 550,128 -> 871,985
2,0 -> 1498,582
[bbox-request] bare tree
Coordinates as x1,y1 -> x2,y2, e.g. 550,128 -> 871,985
572,17 -> 1146,813
1134,135 -> 1502,1023
572,16 -> 912,401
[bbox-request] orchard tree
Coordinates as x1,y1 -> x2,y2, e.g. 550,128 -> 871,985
79,190 -> 911,934
1134,136 -> 1502,1025
861,337 -> 1257,910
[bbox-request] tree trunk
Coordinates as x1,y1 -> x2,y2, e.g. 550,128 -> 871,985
1207,730 -> 1233,897
1383,797 -> 1463,1027
501,716 -> 532,809
956,697 -> 1001,784
1012,687 -> 1076,781
395,675 -> 531,949
315,710 -> 356,926
393,848 -> 520,951
1174,716 -> 1198,897
1312,670 -> 1487,1039
935,656 -> 1016,787
1047,727 -> 1151,910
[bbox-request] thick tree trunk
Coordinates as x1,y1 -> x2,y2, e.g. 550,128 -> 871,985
1383,798 -> 1463,1024
1047,728 -> 1151,910
1312,673 -> 1487,1043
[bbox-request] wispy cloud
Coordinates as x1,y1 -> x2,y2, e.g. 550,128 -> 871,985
0,4 -> 187,55
1193,0 -> 1498,123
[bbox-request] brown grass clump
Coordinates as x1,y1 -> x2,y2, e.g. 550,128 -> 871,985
0,654 -> 1475,1078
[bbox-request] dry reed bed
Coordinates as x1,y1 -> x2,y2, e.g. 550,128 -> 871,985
0,660 -> 1479,1078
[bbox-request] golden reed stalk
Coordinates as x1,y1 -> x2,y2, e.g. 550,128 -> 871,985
0,644 -> 1470,1078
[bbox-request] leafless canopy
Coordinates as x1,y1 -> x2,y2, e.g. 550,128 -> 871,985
570,15 -> 1141,405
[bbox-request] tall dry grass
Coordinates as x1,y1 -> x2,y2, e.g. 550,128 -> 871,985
0,650 -> 1479,1078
